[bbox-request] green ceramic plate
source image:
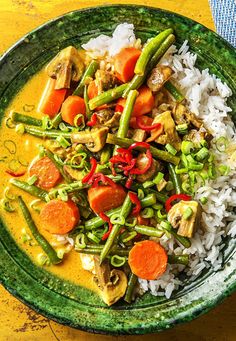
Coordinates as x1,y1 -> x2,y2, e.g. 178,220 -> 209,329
0,5 -> 235,335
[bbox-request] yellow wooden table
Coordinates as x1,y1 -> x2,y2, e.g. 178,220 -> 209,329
0,1 -> 235,340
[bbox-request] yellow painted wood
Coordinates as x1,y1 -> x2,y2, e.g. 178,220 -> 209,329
0,1 -> 235,340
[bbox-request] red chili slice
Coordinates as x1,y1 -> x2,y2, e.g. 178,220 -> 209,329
5,170 -> 26,177
128,141 -> 151,151
136,116 -> 162,131
115,104 -> 124,113
82,157 -> 97,183
129,192 -> 141,216
99,212 -> 113,240
125,177 -> 133,189
88,173 -> 116,188
130,149 -> 153,175
165,194 -> 192,212
86,113 -> 97,127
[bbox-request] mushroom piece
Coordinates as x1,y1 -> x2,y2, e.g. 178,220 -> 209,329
147,65 -> 174,92
150,110 -> 181,150
135,152 -> 163,183
95,69 -> 117,93
96,109 -> 121,128
47,46 -> 85,89
71,126 -> 109,152
132,129 -> 147,142
173,103 -> 203,129
167,200 -> 202,238
93,256 -> 128,306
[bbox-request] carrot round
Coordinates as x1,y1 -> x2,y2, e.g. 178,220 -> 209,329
128,240 -> 168,280
116,86 -> 154,117
129,115 -> 153,129
40,199 -> 80,234
61,95 -> 86,126
29,156 -> 62,190
88,184 -> 126,214
38,78 -> 67,118
114,47 -> 141,83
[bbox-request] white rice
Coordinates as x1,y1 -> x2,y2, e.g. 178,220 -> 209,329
83,24 -> 236,299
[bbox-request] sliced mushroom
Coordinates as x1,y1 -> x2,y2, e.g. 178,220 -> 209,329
151,110 -> 181,150
136,152 -> 163,183
147,65 -> 173,92
93,256 -> 111,289
173,103 -> 203,129
167,200 -> 202,238
96,109 -> 121,128
47,46 -> 85,89
95,69 -> 117,93
71,126 -> 109,152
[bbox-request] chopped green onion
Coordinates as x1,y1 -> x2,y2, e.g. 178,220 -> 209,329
183,207 -> 193,220
74,114 -> 85,128
166,143 -> 177,155
195,147 -> 209,161
56,135 -> 71,148
1,198 -> 15,212
75,233 -> 87,249
181,141 -> 194,155
186,155 -> 204,171
37,253 -> 50,266
175,165 -> 188,174
125,217 -> 137,228
57,189 -> 68,202
200,140 -> 208,148
160,220 -> 171,230
57,249 -> 66,259
176,123 -> 188,134
110,213 -> 125,225
27,175 -> 38,185
42,116 -> 53,130
208,163 -> 217,179
121,231 -> 137,243
200,197 -> 208,205
30,199 -> 42,213
6,117 -> 16,129
110,255 -> 126,267
15,123 -> 25,135
87,232 -> 100,244
181,179 -> 193,195
142,180 -> 154,188
218,164 -> 230,176
157,209 -> 167,219
152,203 -> 163,210
4,187 -> 16,200
137,188 -> 145,199
59,122 -> 70,132
215,136 -> 228,152
141,207 -> 154,218
153,172 -> 164,185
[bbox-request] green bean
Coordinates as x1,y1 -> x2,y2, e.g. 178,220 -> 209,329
123,34 -> 175,97
106,133 -> 180,165
84,85 -> 92,119
11,112 -> 42,126
168,254 -> 189,265
73,60 -> 99,96
18,196 -> 61,264
162,224 -> 191,248
118,90 -> 138,138
89,83 -> 128,110
51,113 -> 62,128
10,179 -> 47,201
84,193 -> 156,230
134,29 -> 173,76
124,273 -> 138,304
77,246 -> 130,256
164,81 -> 184,102
134,225 -> 164,238
100,145 -> 112,165
44,149 -> 71,183
100,194 -> 132,263
168,164 -> 182,194
24,125 -> 71,139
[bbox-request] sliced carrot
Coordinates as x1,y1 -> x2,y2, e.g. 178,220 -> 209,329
88,184 -> 126,214
61,95 -> 86,126
38,78 -> 67,118
40,199 -> 80,234
129,115 -> 153,129
88,80 -> 98,99
29,156 -> 62,190
128,240 -> 168,280
137,214 -> 150,226
114,47 -> 141,83
116,86 -> 155,117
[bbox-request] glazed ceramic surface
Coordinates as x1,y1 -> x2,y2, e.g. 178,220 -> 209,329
0,5 -> 235,335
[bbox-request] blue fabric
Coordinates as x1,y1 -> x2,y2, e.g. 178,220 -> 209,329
209,0 -> 236,47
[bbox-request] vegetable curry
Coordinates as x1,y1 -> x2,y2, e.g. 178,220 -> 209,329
0,27 -> 216,305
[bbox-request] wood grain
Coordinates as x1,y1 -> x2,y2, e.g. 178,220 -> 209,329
0,1 -> 235,340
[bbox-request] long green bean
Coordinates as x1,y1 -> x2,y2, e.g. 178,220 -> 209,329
164,81 -> 184,102
124,273 -> 138,303
51,113 -> 62,128
18,196 -> 61,264
106,133 -> 180,165
134,225 -> 164,238
168,164 -> 182,194
100,193 -> 132,263
44,149 -> 71,183
77,246 -> 130,256
89,83 -> 128,110
100,145 -> 112,165
168,254 -> 189,265
84,85 -> 92,119
123,34 -> 175,97
134,29 -> 173,76
10,179 -> 47,201
117,90 -> 138,138
162,223 -> 191,248
12,112 -> 42,126
84,193 -> 156,230
24,125 -> 71,139
73,60 -> 99,96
